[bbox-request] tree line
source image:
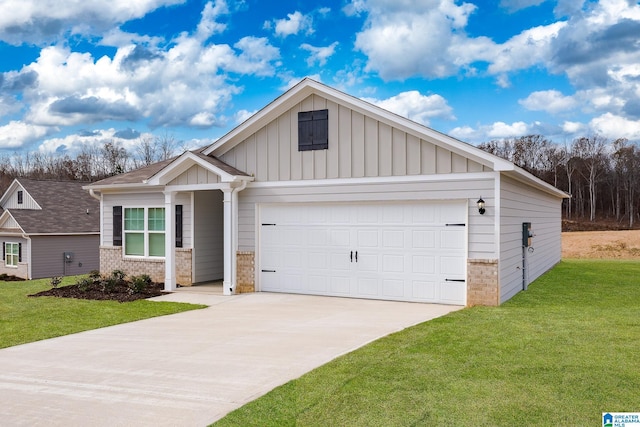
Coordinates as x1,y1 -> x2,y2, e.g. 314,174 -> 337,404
1,133 -> 638,227
479,135 -> 640,227
0,134 -> 180,194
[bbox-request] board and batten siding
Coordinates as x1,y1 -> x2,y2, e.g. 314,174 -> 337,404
3,186 -> 40,210
168,164 -> 221,186
237,176 -> 496,260
218,94 -> 491,182
499,175 -> 563,303
30,235 -> 100,278
193,190 -> 224,283
102,192 -> 192,248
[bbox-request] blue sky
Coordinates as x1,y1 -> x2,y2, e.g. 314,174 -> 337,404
1,0 -> 639,156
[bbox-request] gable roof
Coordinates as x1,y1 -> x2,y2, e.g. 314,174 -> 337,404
87,152 -> 251,189
0,179 -> 99,234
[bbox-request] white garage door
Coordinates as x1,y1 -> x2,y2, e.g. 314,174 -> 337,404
259,201 -> 467,305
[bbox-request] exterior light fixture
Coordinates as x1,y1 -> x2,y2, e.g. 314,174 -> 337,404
477,198 -> 486,215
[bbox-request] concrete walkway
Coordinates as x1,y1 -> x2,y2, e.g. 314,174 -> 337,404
0,292 -> 462,426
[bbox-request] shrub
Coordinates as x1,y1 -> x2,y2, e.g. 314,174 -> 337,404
77,278 -> 92,292
110,269 -> 126,284
88,270 -> 101,280
128,274 -> 152,294
50,276 -> 63,288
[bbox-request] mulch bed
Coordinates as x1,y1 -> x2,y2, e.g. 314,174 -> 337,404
29,282 -> 166,303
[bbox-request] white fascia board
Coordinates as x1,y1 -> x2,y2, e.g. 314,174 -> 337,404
26,232 -> 101,236
82,183 -> 164,192
146,151 -> 237,185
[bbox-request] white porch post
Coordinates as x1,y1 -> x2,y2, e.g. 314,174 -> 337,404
222,187 -> 234,295
164,191 -> 176,291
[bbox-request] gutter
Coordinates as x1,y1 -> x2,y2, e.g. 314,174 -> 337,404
88,188 -> 101,201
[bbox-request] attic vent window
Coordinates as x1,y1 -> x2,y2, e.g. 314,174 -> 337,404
298,109 -> 328,151
17,190 -> 23,204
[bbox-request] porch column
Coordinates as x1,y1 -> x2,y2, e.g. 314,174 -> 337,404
222,187 -> 234,295
164,190 -> 176,291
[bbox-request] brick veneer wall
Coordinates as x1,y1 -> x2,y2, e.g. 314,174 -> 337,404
236,251 -> 255,293
100,246 -> 193,286
467,259 -> 499,306
0,262 -> 29,280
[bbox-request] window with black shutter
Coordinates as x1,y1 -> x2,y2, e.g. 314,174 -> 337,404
113,206 -> 123,246
17,190 -> 23,204
175,205 -> 183,248
298,109 -> 328,151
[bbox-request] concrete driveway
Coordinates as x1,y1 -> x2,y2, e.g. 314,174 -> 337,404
0,292 -> 461,426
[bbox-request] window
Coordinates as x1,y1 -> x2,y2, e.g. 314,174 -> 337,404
124,207 -> 165,257
4,242 -> 19,267
17,190 -> 23,204
298,109 -> 328,151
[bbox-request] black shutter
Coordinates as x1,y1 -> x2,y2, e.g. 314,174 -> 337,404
312,109 -> 328,150
2,242 -> 4,261
113,206 -> 123,246
175,205 -> 183,248
18,243 -> 21,262
298,111 -> 313,151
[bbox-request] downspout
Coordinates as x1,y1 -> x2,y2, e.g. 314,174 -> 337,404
230,179 -> 248,294
88,188 -> 100,201
21,234 -> 32,280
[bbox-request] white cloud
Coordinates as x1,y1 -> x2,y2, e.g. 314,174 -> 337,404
37,128 -> 155,154
0,0 -> 184,45
562,120 -> 586,134
195,0 -> 229,41
234,109 -> 256,124
363,91 -> 455,125
0,121 -> 54,148
12,4 -> 280,130
487,121 -> 530,138
271,11 -> 313,37
300,42 -> 338,66
590,112 -> 640,140
519,90 -> 578,114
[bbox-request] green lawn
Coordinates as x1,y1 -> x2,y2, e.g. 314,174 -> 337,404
0,276 -> 204,349
214,260 -> 640,427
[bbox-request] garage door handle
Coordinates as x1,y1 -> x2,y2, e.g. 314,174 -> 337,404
350,251 -> 353,262
355,251 -> 358,262
445,279 -> 466,282
261,269 -> 276,273
446,223 -> 466,226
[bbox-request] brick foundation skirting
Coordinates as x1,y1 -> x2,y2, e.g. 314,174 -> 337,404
100,246 -> 193,286
467,259 -> 499,306
236,251 -> 255,293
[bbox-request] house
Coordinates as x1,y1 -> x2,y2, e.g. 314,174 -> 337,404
86,78 -> 568,306
0,179 -> 100,280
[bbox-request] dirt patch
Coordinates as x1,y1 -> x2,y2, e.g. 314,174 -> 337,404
562,230 -> 640,259
30,281 -> 166,303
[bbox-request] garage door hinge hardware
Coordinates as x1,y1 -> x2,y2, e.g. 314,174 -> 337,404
261,223 -> 276,226
261,269 -> 276,273
445,223 -> 466,226
445,279 -> 466,282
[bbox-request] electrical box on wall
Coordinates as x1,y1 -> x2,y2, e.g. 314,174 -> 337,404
64,252 -> 74,263
522,222 -> 533,247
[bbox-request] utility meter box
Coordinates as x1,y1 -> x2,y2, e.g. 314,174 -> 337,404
64,252 -> 74,263
522,222 -> 533,247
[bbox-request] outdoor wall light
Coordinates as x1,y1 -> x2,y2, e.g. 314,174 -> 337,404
477,197 -> 486,215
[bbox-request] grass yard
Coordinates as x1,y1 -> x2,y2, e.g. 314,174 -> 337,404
215,260 -> 640,426
0,276 -> 205,349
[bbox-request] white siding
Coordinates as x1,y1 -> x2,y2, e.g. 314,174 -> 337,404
219,94 -> 491,182
169,165 -> 221,186
193,190 -> 224,283
237,176 -> 496,261
3,186 -> 40,210
499,175 -> 563,303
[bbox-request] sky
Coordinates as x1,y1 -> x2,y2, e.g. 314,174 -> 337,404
0,0 -> 639,157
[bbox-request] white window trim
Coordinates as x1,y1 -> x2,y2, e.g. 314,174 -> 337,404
5,242 -> 19,268
123,207 -> 165,259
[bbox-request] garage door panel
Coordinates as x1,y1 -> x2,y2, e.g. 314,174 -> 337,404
412,280 -> 437,300
260,202 -> 467,305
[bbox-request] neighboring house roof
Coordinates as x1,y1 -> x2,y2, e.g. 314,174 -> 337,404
0,179 -> 99,235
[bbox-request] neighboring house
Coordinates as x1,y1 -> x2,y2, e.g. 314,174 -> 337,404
86,78 -> 568,306
0,179 -> 100,280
